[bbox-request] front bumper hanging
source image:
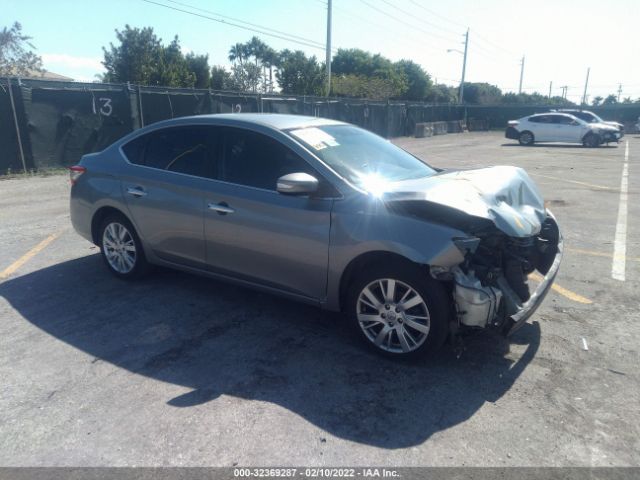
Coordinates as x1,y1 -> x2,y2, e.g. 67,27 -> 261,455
500,235 -> 564,336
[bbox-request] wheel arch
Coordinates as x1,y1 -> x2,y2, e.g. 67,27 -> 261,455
338,250 -> 429,312
520,130 -> 535,143
91,206 -> 133,245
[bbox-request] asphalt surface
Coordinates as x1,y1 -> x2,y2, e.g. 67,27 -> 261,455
0,132 -> 638,466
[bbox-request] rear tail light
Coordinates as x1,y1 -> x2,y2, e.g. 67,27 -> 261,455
69,165 -> 86,185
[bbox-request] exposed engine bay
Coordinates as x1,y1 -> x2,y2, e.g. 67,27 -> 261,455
445,215 -> 561,334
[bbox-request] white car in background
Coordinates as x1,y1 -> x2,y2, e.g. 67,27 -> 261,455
505,112 -> 621,147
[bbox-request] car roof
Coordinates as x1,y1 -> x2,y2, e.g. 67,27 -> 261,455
557,109 -> 594,114
149,113 -> 346,131
529,112 -> 576,118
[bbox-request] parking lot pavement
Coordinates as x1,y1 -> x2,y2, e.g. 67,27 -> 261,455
0,132 -> 638,466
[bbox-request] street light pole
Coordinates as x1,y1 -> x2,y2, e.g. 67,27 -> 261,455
459,28 -> 469,104
325,0 -> 332,96
582,67 -> 590,105
518,56 -> 525,94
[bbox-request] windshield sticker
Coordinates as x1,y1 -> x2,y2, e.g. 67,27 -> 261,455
291,128 -> 339,150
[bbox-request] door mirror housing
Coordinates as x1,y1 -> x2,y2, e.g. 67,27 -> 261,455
276,172 -> 319,195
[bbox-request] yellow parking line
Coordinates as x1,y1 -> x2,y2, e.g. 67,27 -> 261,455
0,230 -> 64,280
529,272 -> 593,305
567,247 -> 640,263
530,173 -> 615,191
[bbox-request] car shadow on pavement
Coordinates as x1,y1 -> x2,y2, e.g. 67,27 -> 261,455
0,254 -> 540,449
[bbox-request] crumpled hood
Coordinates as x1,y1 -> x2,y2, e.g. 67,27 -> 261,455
591,122 -> 619,131
383,166 -> 547,237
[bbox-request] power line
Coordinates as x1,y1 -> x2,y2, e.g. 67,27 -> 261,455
140,0 -> 332,52
358,0 -> 460,44
378,0 -> 461,38
164,0 -> 328,48
331,2 -> 452,58
407,0 -> 519,57
374,0 -> 518,66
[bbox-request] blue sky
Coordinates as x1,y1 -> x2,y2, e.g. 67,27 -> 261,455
6,0 -> 640,100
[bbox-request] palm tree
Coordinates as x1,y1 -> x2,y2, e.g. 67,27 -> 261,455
262,47 -> 278,93
247,36 -> 266,68
228,43 -> 245,65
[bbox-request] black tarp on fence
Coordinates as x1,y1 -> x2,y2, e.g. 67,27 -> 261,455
21,82 -> 134,168
3,77 -> 640,174
0,79 -> 28,173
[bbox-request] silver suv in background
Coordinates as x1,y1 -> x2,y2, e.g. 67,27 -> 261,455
554,109 -> 624,136
505,112 -> 621,147
70,114 -> 563,358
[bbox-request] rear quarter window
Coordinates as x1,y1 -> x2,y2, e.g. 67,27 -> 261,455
121,135 -> 147,165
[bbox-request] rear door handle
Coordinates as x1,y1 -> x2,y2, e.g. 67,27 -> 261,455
208,202 -> 234,215
127,186 -> 147,197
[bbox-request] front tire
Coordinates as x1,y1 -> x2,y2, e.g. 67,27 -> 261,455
99,213 -> 149,279
346,263 -> 450,358
518,131 -> 535,146
583,133 -> 601,148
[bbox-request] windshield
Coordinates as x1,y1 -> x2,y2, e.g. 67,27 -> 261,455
574,111 -> 601,123
288,125 -> 436,191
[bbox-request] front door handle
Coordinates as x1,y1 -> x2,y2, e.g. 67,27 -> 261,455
208,202 -> 234,215
127,186 -> 147,197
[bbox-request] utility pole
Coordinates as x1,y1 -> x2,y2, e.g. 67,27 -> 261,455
617,84 -> 622,102
459,28 -> 469,104
581,67 -> 590,105
325,0 -> 332,96
548,81 -> 553,99
560,86 -> 568,99
518,56 -> 525,94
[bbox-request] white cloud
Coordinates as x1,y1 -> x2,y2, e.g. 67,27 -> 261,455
41,53 -> 104,81
42,53 -> 103,71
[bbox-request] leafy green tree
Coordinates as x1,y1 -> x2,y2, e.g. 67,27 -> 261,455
331,74 -> 403,99
591,96 -> 603,106
0,21 -> 43,76
394,60 -> 432,100
210,65 -> 232,90
461,82 -> 502,104
103,25 -> 163,84
276,49 -> 324,95
425,83 -> 457,103
186,53 -> 210,88
331,48 -> 407,99
230,62 -> 261,93
602,94 -> 618,106
151,36 -> 195,87
102,25 -> 195,87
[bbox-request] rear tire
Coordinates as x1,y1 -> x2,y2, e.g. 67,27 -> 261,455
98,213 -> 149,280
346,262 -> 450,359
518,131 -> 535,146
583,133 -> 601,148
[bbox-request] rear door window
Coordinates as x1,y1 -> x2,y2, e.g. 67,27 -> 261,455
554,115 -> 575,125
122,126 -> 218,179
529,115 -> 550,123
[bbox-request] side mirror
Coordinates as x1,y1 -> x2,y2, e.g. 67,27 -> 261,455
276,172 -> 319,195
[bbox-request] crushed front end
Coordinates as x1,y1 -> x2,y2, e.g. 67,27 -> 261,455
437,213 -> 563,336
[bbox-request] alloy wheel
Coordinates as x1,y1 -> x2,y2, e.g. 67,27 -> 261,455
356,278 -> 431,354
102,222 -> 137,274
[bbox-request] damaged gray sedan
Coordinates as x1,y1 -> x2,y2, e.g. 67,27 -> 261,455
70,114 -> 562,358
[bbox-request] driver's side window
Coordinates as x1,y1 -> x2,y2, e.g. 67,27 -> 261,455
220,128 -> 316,191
